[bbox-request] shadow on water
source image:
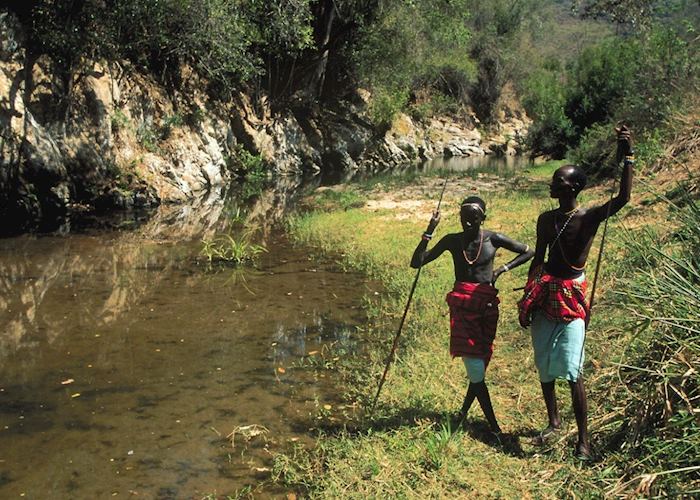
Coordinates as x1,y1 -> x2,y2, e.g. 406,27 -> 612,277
0,178 -> 382,498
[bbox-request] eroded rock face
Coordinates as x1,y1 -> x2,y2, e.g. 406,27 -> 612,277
0,9 -> 529,234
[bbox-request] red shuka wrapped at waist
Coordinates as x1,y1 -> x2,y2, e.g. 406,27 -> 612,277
446,282 -> 500,363
517,272 -> 589,327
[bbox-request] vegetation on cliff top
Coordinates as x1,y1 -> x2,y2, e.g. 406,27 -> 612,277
7,1 -> 697,170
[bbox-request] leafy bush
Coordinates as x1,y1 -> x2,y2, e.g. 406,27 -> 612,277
352,0 -> 476,124
225,146 -> 270,200
522,69 -> 576,158
569,122 -> 617,176
110,108 -> 131,133
564,38 -> 638,132
136,122 -> 159,153
158,113 -> 184,140
524,18 -> 698,166
368,88 -> 409,130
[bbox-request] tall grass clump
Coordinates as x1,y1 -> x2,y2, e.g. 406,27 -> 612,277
598,196 -> 699,497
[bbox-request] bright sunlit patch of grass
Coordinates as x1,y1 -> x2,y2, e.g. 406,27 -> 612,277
282,176 -> 602,497
279,163 -> 699,497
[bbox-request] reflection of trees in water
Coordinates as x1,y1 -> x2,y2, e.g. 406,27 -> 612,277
0,176 -> 320,361
270,312 -> 358,369
0,190 -> 228,360
242,175 -> 306,242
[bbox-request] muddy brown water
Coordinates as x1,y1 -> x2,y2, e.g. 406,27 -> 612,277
0,196 -> 381,498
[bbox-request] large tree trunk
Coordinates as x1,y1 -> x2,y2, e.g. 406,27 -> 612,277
307,0 -> 336,99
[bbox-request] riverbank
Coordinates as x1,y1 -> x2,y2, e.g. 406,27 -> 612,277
276,162 -> 698,497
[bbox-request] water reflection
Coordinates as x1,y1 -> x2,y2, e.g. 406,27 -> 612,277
317,155 -> 538,185
0,186 -> 379,498
419,154 -> 538,174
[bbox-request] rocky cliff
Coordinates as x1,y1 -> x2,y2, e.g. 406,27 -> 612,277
0,9 -> 529,235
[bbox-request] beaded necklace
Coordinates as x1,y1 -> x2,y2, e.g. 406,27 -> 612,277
552,207 -> 585,271
462,230 -> 483,266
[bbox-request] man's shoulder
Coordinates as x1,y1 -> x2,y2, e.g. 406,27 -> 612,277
538,209 -> 557,221
483,229 -> 498,240
440,232 -> 461,244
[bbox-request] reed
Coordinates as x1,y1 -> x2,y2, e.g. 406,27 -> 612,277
200,233 -> 267,265
597,196 -> 699,497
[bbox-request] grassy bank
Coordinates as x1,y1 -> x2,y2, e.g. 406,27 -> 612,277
274,164 -> 698,497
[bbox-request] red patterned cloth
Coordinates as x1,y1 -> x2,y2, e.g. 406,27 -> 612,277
518,272 -> 589,327
446,282 -> 500,364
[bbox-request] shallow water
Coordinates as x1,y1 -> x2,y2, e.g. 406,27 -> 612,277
419,154 -> 537,174
0,196 -> 380,498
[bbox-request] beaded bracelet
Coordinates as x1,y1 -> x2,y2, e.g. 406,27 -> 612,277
624,155 -> 635,165
422,232 -> 433,241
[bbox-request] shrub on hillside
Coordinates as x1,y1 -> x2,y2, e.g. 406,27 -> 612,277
522,69 -> 576,158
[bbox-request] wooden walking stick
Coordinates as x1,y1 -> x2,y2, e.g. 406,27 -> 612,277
369,178 -> 449,414
575,176 -> 616,380
578,125 -> 631,376
587,179 -> 616,324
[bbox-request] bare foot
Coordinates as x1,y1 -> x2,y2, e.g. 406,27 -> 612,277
533,425 -> 560,445
575,442 -> 592,461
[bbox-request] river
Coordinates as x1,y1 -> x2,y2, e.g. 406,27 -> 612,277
0,156 -> 534,498
0,185 -> 381,498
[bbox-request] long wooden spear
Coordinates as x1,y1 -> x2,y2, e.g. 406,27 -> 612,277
578,141 -> 626,376
587,178 -> 617,322
370,178 -> 449,414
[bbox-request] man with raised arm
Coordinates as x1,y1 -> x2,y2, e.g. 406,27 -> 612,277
518,126 -> 634,459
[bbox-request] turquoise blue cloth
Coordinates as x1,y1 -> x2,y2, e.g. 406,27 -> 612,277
530,312 -> 585,382
462,356 -> 486,383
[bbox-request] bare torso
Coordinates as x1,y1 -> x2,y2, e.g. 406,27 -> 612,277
414,230 -> 530,283
538,207 -> 606,278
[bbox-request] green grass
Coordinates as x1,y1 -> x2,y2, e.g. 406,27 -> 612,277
522,159 -> 567,179
277,169 -> 698,497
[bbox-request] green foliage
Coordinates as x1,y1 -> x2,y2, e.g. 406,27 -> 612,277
524,16 -> 698,164
200,233 -> 267,265
417,420 -> 456,471
19,0 -> 315,97
251,0 -> 314,56
136,122 -> 159,153
352,0 -> 475,121
565,38 -> 638,132
226,146 -> 270,200
601,198 -> 700,496
368,88 -> 409,129
159,113 -> 184,140
466,0 -> 537,122
569,122 -> 617,176
184,105 -> 206,128
522,69 -> 576,158
110,108 -> 130,133
408,91 -> 463,123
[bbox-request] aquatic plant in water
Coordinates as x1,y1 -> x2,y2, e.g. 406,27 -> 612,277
200,233 -> 267,265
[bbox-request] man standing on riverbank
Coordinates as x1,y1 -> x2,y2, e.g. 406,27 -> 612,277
412,196 -> 534,434
518,126 -> 634,459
